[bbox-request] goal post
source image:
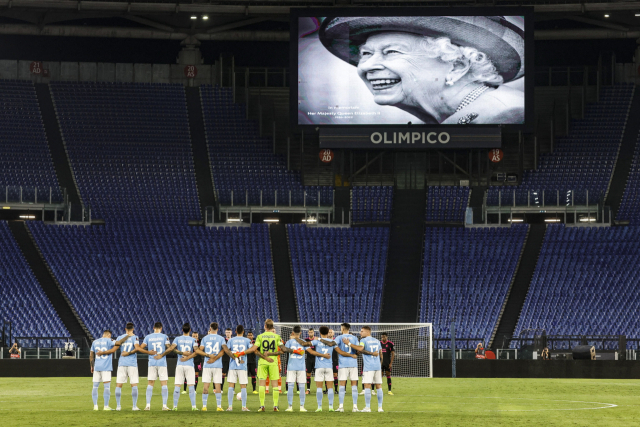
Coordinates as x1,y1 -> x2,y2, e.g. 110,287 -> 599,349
273,323 -> 433,378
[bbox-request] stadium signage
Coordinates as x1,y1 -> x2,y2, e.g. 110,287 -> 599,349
319,149 -> 334,163
319,127 -> 501,149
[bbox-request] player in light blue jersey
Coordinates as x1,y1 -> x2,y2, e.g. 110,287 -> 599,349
278,326 -> 309,412
293,326 -> 339,412
351,326 -> 383,412
318,322 -> 361,412
90,329 -> 131,411
225,325 -> 252,412
160,323 -> 199,411
97,322 -> 149,411
139,322 -> 170,411
197,322 -> 229,411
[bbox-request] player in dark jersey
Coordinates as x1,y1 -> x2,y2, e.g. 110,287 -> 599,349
304,328 -> 315,395
246,332 -> 258,394
221,328 -> 232,388
380,333 -> 395,395
329,329 -> 339,394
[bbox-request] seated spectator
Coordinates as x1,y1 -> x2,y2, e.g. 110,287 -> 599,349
475,342 -> 486,359
540,347 -> 550,360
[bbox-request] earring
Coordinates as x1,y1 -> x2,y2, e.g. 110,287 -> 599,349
445,78 -> 454,86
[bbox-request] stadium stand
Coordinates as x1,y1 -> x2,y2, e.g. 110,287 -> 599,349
425,186 -> 470,223
488,84 -> 634,206
28,222 -> 279,338
616,131 -> 640,224
512,224 -> 640,349
420,225 -> 528,348
351,186 -> 393,223
50,81 -> 200,221
200,85 -> 332,207
0,221 -> 70,347
0,80 -> 63,203
288,224 -> 389,323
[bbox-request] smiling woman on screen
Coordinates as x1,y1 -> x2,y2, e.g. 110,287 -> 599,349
319,16 -> 525,125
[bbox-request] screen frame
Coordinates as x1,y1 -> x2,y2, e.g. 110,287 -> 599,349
290,7 -> 534,132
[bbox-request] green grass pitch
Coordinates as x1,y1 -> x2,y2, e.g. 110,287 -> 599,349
1,377 -> 637,426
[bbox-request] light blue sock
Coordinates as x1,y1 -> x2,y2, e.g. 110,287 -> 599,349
377,388 -> 383,408
92,382 -> 99,406
202,392 -> 209,407
298,383 -> 306,406
189,386 -> 196,407
365,388 -> 371,408
287,383 -> 294,406
328,388 -> 334,407
103,383 -> 111,407
173,386 -> 180,407
146,385 -> 153,405
228,387 -> 235,408
352,386 -> 359,407
215,392 -> 222,407
241,388 -> 247,407
316,388 -> 323,408
161,385 -> 168,406
339,385 -> 345,406
131,386 -> 138,408
115,386 -> 122,407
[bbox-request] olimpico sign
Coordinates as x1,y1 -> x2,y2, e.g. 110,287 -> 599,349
319,127 -> 501,149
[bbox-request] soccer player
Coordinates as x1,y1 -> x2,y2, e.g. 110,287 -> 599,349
226,325 -> 252,411
350,326 -> 383,412
241,319 -> 283,412
198,322 -> 227,411
140,322 -> 171,411
319,323 -> 361,412
222,328 -> 232,388
183,331 -> 201,394
380,332 -> 395,395
154,323 -> 199,411
304,328 -> 315,394
294,325 -> 339,412
98,323 -> 147,411
246,331 -> 257,394
90,329 -> 130,411
278,326 -> 308,412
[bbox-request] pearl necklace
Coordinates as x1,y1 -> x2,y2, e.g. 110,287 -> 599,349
455,85 -> 490,113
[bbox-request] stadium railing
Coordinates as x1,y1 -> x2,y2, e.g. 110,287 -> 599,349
2,186 -> 66,205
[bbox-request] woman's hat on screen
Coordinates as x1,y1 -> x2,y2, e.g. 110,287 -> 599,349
319,16 -> 525,83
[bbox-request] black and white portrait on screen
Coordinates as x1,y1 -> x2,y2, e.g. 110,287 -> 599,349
297,16 -> 525,125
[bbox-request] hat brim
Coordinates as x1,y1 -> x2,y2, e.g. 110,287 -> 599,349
319,16 -> 524,82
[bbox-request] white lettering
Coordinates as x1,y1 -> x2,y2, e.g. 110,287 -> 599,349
427,132 -> 437,144
398,133 -> 410,144
371,132 -> 382,144
439,133 -> 450,144
411,132 -> 420,144
384,132 -> 392,144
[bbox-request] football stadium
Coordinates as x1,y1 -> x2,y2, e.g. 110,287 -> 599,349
0,1 -> 640,425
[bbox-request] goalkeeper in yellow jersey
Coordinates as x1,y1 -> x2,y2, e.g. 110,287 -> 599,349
236,319 -> 283,412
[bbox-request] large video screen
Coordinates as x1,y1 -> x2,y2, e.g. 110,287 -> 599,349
293,8 -> 533,128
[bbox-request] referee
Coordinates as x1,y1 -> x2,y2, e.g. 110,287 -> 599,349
304,328 -> 315,394
380,333 -> 395,395
247,331 -> 257,394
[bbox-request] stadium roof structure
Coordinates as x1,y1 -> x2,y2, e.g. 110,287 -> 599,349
0,0 -> 639,41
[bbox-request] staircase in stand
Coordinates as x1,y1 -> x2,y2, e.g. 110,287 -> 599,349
269,224 -> 298,322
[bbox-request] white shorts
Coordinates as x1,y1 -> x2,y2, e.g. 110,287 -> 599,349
227,370 -> 248,385
286,370 -> 306,384
147,366 -> 168,381
116,366 -> 139,384
362,370 -> 383,384
175,366 -> 196,386
202,367 -> 223,384
92,371 -> 111,383
314,368 -> 334,383
338,367 -> 359,381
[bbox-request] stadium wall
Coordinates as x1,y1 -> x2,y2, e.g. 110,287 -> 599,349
2,359 -> 640,379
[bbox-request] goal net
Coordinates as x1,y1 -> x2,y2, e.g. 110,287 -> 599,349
273,323 -> 432,378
